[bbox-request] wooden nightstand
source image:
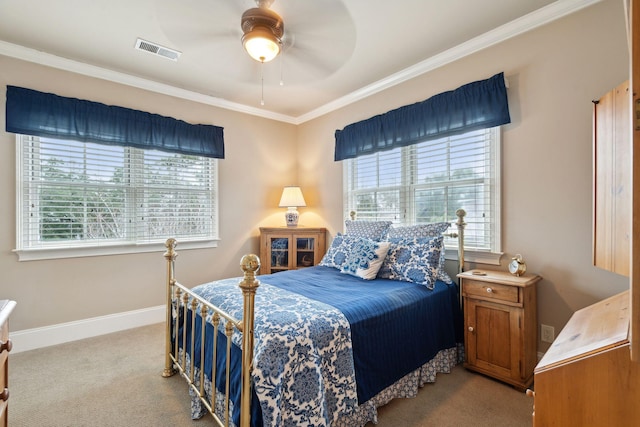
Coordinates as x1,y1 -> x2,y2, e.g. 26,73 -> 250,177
458,269 -> 540,391
259,227 -> 326,275
0,300 -> 16,427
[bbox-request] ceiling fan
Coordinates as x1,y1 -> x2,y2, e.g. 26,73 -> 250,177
156,0 -> 356,102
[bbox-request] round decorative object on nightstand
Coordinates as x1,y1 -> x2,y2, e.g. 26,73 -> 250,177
508,254 -> 527,276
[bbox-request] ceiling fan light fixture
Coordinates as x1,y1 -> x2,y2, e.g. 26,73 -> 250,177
242,27 -> 281,62
241,5 -> 284,63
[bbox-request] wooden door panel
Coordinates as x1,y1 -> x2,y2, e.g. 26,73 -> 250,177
475,305 -> 511,370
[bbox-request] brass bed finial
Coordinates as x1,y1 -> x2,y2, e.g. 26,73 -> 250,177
240,253 -> 261,276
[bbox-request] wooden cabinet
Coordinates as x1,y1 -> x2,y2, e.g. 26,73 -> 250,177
593,80 -> 630,276
530,7 -> 640,423
259,227 -> 326,275
531,291 -> 640,426
0,300 -> 16,427
458,270 -> 539,391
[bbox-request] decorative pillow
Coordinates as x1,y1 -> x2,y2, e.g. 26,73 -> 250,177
340,239 -> 391,280
377,236 -> 443,290
344,220 -> 392,241
319,233 -> 362,269
387,222 -> 451,239
388,222 -> 453,284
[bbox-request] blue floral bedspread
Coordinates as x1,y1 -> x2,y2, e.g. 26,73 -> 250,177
192,278 -> 358,426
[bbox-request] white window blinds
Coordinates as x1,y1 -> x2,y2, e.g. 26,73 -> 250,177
343,127 -> 500,252
17,135 -> 218,253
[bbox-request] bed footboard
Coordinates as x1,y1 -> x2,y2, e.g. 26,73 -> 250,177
162,238 -> 260,427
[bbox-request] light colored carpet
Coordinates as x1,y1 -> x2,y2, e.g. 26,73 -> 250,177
8,323 -> 533,426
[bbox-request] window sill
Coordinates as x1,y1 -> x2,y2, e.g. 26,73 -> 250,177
444,247 -> 503,266
14,239 -> 219,261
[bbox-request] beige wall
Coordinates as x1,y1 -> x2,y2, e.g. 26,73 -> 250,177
0,0 -> 630,354
0,56 -> 299,331
299,0 -> 630,351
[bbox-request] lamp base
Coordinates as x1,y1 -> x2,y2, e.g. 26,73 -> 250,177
284,207 -> 299,227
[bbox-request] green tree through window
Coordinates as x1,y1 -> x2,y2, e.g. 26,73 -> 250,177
17,135 -> 218,253
344,127 -> 499,252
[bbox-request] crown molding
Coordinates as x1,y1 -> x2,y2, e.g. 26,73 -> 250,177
297,0 -> 603,124
0,40 -> 299,124
0,0 -> 601,125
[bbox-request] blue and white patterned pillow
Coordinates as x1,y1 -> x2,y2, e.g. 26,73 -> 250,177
387,222 -> 450,239
388,222 -> 453,284
344,220 -> 392,241
377,236 -> 444,289
319,233 -> 362,269
340,239 -> 391,280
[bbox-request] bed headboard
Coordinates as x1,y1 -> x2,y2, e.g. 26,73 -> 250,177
346,208 -> 467,275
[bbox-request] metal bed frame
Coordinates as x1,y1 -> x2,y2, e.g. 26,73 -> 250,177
162,209 -> 467,427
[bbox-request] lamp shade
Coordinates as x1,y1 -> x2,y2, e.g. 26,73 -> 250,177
279,186 -> 306,207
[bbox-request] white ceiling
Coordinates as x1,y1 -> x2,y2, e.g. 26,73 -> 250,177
0,0 -> 602,124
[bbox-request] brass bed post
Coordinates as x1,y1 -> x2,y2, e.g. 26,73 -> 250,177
443,209 -> 467,308
454,208 -> 467,275
238,254 -> 261,427
454,209 -> 467,309
163,238 -> 178,378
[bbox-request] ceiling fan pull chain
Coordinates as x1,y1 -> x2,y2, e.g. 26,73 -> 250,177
280,48 -> 284,86
261,61 -> 265,106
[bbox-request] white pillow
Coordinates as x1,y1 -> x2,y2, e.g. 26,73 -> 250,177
340,238 -> 391,280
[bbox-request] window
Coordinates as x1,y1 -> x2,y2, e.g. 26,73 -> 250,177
16,135 -> 219,260
343,127 -> 501,262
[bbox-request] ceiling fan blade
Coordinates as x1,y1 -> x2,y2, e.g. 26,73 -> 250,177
155,0 -> 357,88
275,0 -> 356,82
155,0 -> 248,49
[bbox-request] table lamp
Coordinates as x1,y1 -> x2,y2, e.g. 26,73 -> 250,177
278,186 -> 306,227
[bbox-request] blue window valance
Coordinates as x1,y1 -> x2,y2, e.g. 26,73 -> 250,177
5,85 -> 224,159
334,72 -> 510,161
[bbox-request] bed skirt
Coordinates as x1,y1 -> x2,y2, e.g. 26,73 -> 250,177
189,343 -> 463,427
334,343 -> 463,426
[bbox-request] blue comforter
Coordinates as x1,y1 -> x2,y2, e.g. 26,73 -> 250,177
179,265 -> 463,426
259,266 -> 463,403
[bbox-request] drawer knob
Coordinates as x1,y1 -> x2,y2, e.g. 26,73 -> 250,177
0,388 -> 8,402
0,339 -> 12,353
486,287 -> 493,293
468,326 -> 474,332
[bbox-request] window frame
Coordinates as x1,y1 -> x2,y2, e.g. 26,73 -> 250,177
343,127 -> 503,265
14,135 -> 219,261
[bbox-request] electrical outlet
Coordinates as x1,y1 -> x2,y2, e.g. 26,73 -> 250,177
541,324 -> 555,343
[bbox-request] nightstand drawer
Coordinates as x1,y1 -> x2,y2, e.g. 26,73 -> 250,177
464,279 -> 519,303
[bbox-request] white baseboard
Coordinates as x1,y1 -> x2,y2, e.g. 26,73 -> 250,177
10,305 -> 165,353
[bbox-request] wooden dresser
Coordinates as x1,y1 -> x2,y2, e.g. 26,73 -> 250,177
0,300 -> 16,427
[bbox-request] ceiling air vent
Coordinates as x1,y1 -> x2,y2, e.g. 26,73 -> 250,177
135,38 -> 181,61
